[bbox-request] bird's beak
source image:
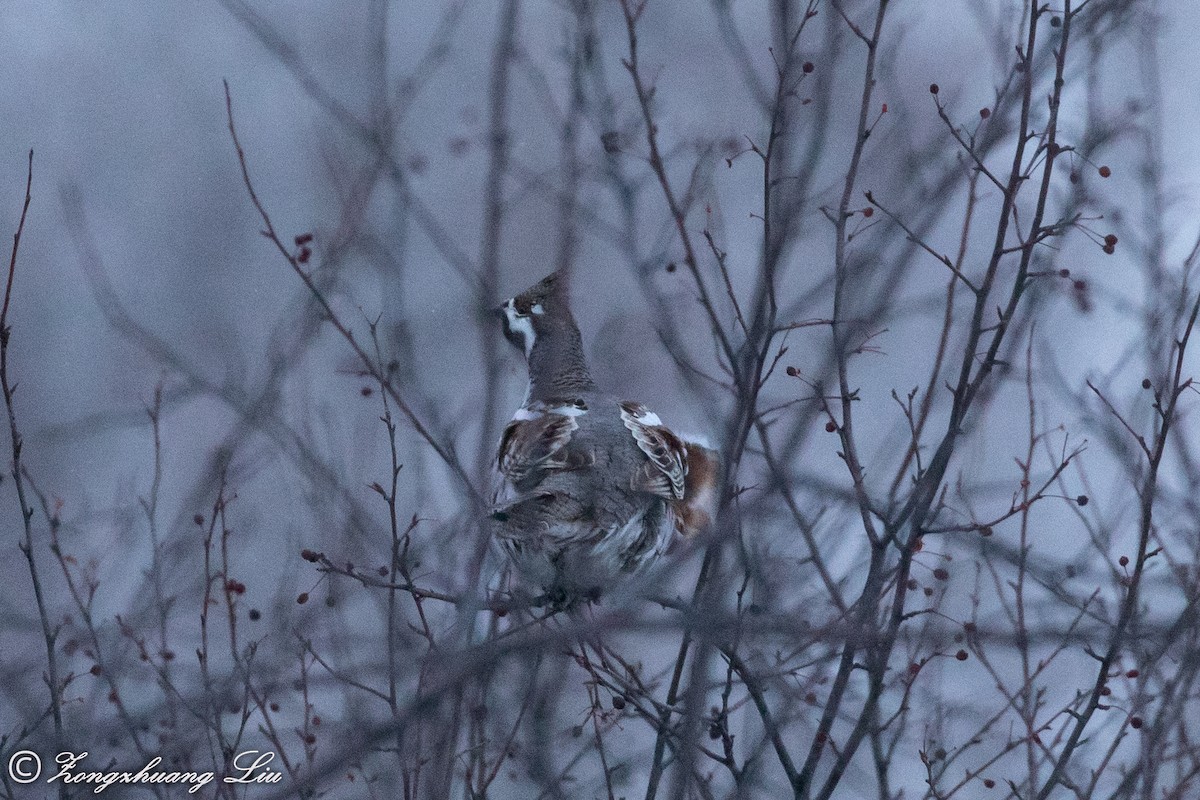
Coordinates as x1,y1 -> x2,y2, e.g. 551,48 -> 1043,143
493,301 -> 509,319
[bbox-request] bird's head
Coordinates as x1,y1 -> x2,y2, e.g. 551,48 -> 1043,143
497,271 -> 573,358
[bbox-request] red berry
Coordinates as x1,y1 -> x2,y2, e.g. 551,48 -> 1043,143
803,62 -> 814,74
930,83 -> 940,95
1076,495 -> 1089,506
979,107 -> 991,119
1073,279 -> 1087,291
1142,378 -> 1152,389
1102,244 -> 1115,255
1119,555 -> 1129,567
90,664 -> 102,676
1126,669 -> 1139,678
297,593 -> 309,605
923,587 -> 934,597
980,526 -> 994,537
933,567 -> 949,581
862,207 -> 874,218
955,649 -> 968,661
786,366 -> 799,377
193,514 -> 205,526
248,609 -> 261,621
1130,716 -> 1143,729
1104,234 -> 1118,246
825,420 -> 838,433
1098,165 -> 1112,178
983,778 -> 996,788
1059,268 -> 1070,278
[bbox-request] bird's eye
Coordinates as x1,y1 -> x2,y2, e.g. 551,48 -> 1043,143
513,297 -> 533,316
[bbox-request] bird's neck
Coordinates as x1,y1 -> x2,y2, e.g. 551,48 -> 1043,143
526,322 -> 596,402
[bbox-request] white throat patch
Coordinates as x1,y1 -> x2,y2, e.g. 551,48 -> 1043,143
503,300 -> 537,357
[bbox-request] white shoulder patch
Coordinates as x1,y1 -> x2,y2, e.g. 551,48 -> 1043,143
549,404 -> 588,417
639,411 -> 663,426
512,407 -> 542,421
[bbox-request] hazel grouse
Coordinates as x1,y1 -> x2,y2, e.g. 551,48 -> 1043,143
492,271 -> 719,607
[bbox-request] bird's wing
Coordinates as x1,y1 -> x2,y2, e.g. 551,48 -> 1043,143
619,401 -> 688,500
498,413 -> 579,485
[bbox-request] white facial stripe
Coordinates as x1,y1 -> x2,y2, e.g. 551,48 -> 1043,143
549,404 -> 587,417
530,303 -> 545,315
503,302 -> 537,357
